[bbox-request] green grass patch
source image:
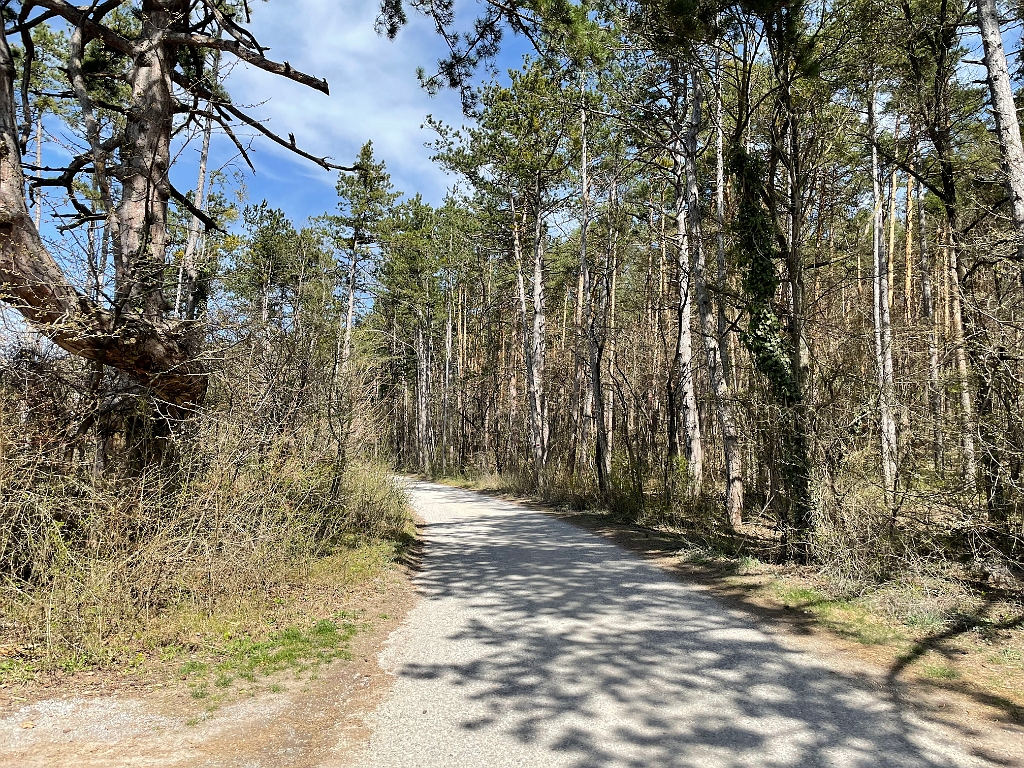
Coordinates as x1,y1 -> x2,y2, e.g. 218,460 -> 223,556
770,582 -> 903,645
921,664 -> 960,680
177,613 -> 363,699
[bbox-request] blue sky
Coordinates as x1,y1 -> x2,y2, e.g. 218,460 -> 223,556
173,0 -> 529,226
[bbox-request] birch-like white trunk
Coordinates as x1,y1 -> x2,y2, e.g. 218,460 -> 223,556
340,238 -> 358,374
977,0 -> 1024,264
670,76 -> 703,490
579,99 -> 610,492
869,94 -> 898,504
686,71 -> 742,526
529,178 -> 549,483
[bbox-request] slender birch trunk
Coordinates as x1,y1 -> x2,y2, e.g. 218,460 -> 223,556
529,176 -> 549,485
669,72 -> 703,490
977,0 -> 1024,267
686,71 -> 743,527
869,94 -> 899,505
579,97 -> 610,493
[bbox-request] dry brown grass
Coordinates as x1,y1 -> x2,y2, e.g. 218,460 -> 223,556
0,401 -> 410,677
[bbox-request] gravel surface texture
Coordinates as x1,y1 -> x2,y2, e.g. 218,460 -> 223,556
356,481 -> 1003,768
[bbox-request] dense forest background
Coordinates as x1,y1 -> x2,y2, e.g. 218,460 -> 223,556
1,0 -> 1023,662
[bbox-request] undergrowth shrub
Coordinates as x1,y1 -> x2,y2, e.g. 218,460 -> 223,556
0,406 -> 410,664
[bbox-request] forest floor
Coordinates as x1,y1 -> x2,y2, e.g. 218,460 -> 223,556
439,475 -> 1024,734
0,538 -> 422,767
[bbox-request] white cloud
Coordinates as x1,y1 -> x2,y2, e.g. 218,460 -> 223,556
221,0 -> 466,211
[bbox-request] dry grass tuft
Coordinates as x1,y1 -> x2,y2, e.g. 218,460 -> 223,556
0,403 -> 410,674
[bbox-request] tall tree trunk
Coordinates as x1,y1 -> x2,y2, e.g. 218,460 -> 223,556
886,168 -> 898,309
916,157 -> 944,472
118,0 -> 182,322
946,226 -> 979,493
176,106 -> 213,319
606,182 -> 619,460
443,280 -> 453,475
686,71 -> 743,527
778,52 -> 813,561
714,42 -> 733,387
670,122 -> 703,491
511,195 -> 545,487
977,0 -> 1024,267
177,46 -> 220,321
869,94 -> 899,506
415,319 -> 432,475
904,175 -> 914,323
529,177 -> 549,485
579,99 -> 610,493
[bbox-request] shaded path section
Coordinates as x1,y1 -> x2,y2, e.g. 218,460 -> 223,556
356,481 -> 998,767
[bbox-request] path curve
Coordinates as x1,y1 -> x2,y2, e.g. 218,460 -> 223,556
356,480 -> 1002,768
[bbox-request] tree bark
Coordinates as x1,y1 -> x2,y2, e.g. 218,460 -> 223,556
529,177 -> 549,485
670,117 -> 703,492
869,94 -> 899,505
977,0 -> 1024,266
686,71 -> 743,527
916,154 -> 944,471
0,28 -> 206,406
579,100 -> 610,493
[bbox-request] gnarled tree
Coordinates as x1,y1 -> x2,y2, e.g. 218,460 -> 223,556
0,0 -> 347,406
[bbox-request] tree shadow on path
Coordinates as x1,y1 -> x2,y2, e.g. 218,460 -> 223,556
399,484 -> 1013,768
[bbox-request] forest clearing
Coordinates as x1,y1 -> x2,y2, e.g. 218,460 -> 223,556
1,0 -> 1023,764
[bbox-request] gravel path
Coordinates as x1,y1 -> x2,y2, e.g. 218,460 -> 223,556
356,481 -> 999,768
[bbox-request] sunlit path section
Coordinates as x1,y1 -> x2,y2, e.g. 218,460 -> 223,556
356,481 -> 989,768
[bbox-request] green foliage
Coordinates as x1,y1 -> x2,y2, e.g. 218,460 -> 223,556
728,146 -> 797,405
331,141 -> 401,248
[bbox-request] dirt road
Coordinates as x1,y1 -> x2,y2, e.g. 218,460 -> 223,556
356,481 -> 1016,767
